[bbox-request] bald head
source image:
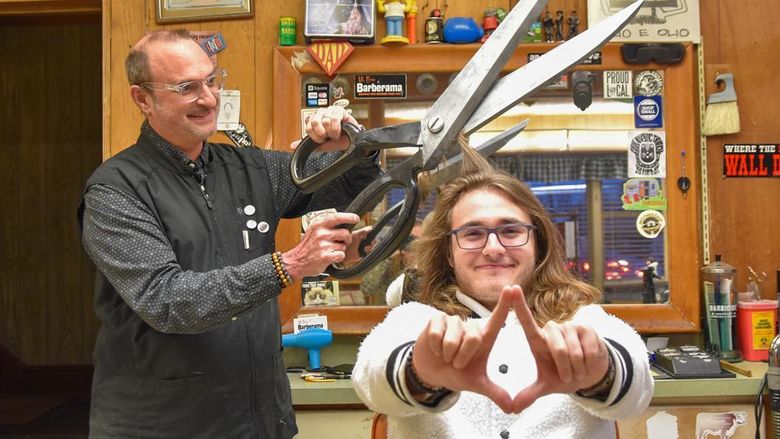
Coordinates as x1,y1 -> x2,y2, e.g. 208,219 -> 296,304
126,29 -> 196,86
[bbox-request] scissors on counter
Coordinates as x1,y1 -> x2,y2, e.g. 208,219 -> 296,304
291,0 -> 644,279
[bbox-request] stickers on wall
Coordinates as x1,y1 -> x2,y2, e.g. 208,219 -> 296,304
695,411 -> 747,439
354,74 -> 407,99
723,144 -> 780,177
628,131 -> 667,178
621,178 -> 667,211
634,95 -> 663,128
300,108 -> 318,138
646,411 -> 678,439
304,83 -> 330,108
603,70 -> 633,99
634,70 -> 663,96
636,209 -> 666,239
199,32 -> 227,57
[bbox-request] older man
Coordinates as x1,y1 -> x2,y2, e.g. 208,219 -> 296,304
79,29 -> 380,438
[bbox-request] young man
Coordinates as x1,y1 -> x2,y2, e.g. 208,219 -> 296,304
353,145 -> 652,438
79,30 -> 380,438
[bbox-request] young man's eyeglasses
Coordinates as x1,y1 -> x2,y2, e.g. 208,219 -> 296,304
141,69 -> 227,103
449,223 -> 536,250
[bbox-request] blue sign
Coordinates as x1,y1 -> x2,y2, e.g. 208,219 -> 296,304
634,95 -> 663,128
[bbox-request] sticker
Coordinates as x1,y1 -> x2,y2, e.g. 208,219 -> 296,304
300,108 -> 318,138
603,70 -> 633,99
621,178 -> 667,211
306,41 -> 354,76
217,90 -> 240,131
333,98 -> 350,107
695,411 -> 747,439
224,122 -> 253,148
330,76 -> 350,100
199,32 -> 227,57
304,83 -> 329,108
723,144 -> 780,178
354,74 -> 407,99
636,209 -> 666,238
634,70 -> 663,96
301,280 -> 339,307
646,411 -> 678,439
629,131 -> 666,178
634,95 -> 663,128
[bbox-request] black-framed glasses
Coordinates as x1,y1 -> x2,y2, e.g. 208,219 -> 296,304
141,69 -> 227,103
449,222 -> 536,250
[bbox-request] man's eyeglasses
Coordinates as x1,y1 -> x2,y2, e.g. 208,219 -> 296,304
141,69 -> 227,103
449,222 -> 536,250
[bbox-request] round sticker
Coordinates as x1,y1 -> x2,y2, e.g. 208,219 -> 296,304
636,98 -> 660,121
636,210 -> 666,238
257,221 -> 270,234
634,70 -> 663,96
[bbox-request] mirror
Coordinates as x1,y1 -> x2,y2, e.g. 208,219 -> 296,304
273,43 -> 701,334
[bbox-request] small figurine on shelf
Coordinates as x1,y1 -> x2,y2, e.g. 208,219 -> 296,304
542,11 -> 554,42
424,8 -> 444,43
480,7 -> 499,43
567,9 -> 580,40
554,10 -> 564,41
407,0 -> 418,43
640,257 -> 662,304
377,0 -> 413,44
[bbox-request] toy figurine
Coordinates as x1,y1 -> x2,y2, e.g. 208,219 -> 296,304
554,10 -> 564,41
542,11 -> 554,42
377,0 -> 412,44
424,8 -> 443,43
640,257 -> 662,304
481,8 -> 499,43
407,0 -> 418,43
567,10 -> 580,40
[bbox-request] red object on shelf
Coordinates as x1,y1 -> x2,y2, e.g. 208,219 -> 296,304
737,300 -> 778,361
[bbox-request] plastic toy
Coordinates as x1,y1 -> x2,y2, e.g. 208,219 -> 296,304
377,0 -> 413,44
443,17 -> 483,44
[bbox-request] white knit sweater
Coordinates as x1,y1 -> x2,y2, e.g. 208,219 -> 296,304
353,295 -> 654,439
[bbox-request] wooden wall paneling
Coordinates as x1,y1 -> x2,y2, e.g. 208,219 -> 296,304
105,0 -> 145,157
44,24 -> 81,364
79,22 -> 103,362
701,0 -> 780,297
0,23 -> 21,360
17,25 -> 48,364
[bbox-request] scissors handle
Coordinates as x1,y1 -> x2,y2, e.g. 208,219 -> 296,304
326,156 -> 421,279
290,122 -> 366,194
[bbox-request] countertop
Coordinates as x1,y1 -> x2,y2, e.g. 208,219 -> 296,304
288,361 -> 768,407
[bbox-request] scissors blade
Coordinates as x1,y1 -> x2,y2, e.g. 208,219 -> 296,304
417,0 -> 547,169
464,0 -> 645,134
430,120 -> 529,186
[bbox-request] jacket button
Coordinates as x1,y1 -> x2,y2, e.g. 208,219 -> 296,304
500,429 -> 510,438
498,364 -> 508,374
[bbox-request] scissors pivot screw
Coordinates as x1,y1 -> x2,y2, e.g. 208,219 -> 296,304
427,116 -> 444,134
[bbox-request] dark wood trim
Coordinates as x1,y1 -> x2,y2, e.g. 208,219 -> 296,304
0,345 -> 92,398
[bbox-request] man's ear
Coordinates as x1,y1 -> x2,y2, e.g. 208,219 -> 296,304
130,85 -> 153,115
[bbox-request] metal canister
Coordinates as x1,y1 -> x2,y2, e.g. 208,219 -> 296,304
279,16 -> 296,46
424,9 -> 444,43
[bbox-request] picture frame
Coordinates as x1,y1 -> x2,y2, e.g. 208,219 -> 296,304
156,0 -> 253,24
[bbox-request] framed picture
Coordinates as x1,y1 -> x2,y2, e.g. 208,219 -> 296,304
156,0 -> 253,24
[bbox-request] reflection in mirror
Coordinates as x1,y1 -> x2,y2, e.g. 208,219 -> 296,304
305,72 -> 671,307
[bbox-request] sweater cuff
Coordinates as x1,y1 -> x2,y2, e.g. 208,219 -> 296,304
385,342 -> 460,411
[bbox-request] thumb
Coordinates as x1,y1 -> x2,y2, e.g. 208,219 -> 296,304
512,381 -> 545,414
478,381 -> 514,414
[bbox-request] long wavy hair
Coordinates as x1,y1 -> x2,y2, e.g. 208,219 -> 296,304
413,141 -> 601,325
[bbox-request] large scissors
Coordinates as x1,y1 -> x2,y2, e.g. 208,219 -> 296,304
291,0 -> 644,279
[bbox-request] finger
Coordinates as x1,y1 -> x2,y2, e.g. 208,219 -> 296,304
312,212 -> 361,229
425,313 -> 447,357
561,323 -> 586,381
543,323 -> 573,384
289,139 -> 301,150
579,328 -> 608,385
512,381 -> 545,414
510,285 -> 546,346
440,315 -> 465,364
451,321 -> 481,369
482,286 -> 514,343
478,381 -> 514,414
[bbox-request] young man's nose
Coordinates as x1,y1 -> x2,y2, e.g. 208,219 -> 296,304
482,232 -> 506,255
